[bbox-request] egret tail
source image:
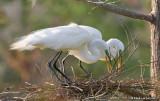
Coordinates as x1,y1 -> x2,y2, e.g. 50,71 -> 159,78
10,36 -> 36,51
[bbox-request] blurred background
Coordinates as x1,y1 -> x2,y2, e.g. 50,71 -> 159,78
0,0 -> 151,91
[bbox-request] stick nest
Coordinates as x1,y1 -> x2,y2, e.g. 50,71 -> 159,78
0,76 -> 158,101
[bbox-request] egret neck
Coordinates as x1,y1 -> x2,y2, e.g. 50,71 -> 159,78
69,39 -> 108,64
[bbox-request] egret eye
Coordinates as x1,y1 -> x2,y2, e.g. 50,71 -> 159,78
105,50 -> 109,56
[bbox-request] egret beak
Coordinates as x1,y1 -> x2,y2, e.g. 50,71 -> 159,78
106,56 -> 110,73
118,50 -> 122,72
105,50 -> 113,73
106,56 -> 113,73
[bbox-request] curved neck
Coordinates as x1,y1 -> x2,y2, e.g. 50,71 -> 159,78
69,39 -> 107,64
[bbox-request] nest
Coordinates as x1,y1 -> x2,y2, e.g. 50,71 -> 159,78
0,75 -> 157,101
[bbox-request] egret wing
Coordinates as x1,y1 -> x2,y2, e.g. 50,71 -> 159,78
79,25 -> 102,40
11,25 -> 91,51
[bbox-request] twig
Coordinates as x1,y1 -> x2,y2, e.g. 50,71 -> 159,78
71,66 -> 76,82
23,89 -> 42,101
119,85 -> 155,89
125,25 -> 136,48
109,81 -> 121,100
83,92 -> 107,100
118,88 -> 150,98
122,33 -> 140,54
0,91 -> 20,95
73,0 -> 153,22
114,61 -> 155,79
122,43 -> 139,66
65,85 -> 83,92
121,23 -> 131,55
95,84 -> 104,96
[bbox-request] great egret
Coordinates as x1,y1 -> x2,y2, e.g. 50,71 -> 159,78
10,23 -> 110,83
106,38 -> 124,72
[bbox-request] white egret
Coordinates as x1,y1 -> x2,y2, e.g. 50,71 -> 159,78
10,23 -> 110,83
106,38 -> 124,72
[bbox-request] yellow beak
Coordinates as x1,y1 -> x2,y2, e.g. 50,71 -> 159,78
118,56 -> 122,72
106,56 -> 113,73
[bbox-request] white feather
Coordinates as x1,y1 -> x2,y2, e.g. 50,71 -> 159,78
10,23 -> 109,63
10,23 -> 125,64
106,38 -> 124,57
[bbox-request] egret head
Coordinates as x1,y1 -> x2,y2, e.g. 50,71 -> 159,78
116,42 -> 124,57
106,38 -> 124,58
106,38 -> 124,72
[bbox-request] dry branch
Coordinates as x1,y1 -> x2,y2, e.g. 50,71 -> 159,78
73,0 -> 153,22
0,78 -> 156,101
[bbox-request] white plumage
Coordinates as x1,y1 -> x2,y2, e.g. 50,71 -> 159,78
10,23 -> 125,81
107,38 -> 124,58
106,38 -> 124,72
11,23 -> 108,64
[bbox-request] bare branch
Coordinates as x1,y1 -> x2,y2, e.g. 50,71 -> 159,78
73,0 -> 153,22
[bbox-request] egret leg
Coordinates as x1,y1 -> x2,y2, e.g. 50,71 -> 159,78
78,60 -> 90,77
106,57 -> 110,73
62,54 -> 70,74
48,52 -> 71,83
48,52 -> 62,82
52,52 -> 72,82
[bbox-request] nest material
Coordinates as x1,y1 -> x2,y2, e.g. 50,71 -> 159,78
61,77 -> 157,100
0,77 -> 157,101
